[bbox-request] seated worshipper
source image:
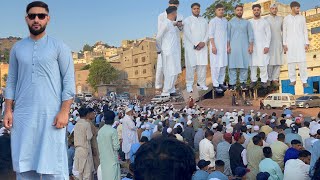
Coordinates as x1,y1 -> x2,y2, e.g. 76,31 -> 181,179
231,167 -> 250,180
129,136 -> 149,163
192,160 -> 210,180
310,131 -> 320,177
259,147 -> 283,180
133,137 -> 196,180
284,150 -> 311,180
199,130 -> 216,167
256,172 -> 270,180
266,126 -> 280,145
229,133 -> 247,176
151,124 -> 163,139
97,110 -> 121,180
246,135 -> 264,180
284,139 -> 303,164
182,120 -> 196,148
207,160 -> 228,180
270,133 -> 288,170
121,163 -> 134,180
73,108 -> 94,180
141,124 -> 152,140
312,157 -> 320,180
285,125 -> 303,145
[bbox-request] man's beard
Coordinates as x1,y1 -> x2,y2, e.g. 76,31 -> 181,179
254,13 -> 261,18
236,14 -> 243,18
28,24 -> 46,36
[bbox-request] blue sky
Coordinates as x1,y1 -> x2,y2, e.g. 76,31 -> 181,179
0,0 -> 318,51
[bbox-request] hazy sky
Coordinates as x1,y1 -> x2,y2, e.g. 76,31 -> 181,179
0,0 -> 319,51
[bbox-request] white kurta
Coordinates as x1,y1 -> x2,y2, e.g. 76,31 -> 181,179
199,138 -> 215,167
209,16 -> 228,68
121,115 -> 138,156
156,18 -> 181,77
249,18 -> 271,67
283,14 -> 309,63
265,15 -> 284,65
184,15 -> 208,67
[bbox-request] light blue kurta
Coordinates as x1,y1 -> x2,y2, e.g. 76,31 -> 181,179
259,158 -> 284,180
5,35 -> 75,175
228,17 -> 254,69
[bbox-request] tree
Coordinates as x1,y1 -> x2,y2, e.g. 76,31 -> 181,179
87,57 -> 119,91
203,0 -> 241,20
81,64 -> 91,70
83,44 -> 93,51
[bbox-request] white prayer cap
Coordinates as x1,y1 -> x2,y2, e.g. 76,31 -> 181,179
69,118 -> 74,122
125,108 -> 133,113
165,117 -> 169,120
207,108 -> 211,110
286,114 -> 291,118
241,109 -> 244,111
221,109 -> 224,111
141,125 -> 146,129
246,125 -> 252,129
233,109 -> 237,112
146,124 -> 150,130
212,123 -> 219,129
167,128 -> 173,134
187,120 -> 192,125
271,119 -> 276,123
250,109 -> 254,113
299,114 -> 303,117
254,125 -> 260,131
270,3 -> 277,8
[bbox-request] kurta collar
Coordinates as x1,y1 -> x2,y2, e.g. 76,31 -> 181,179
28,34 -> 48,43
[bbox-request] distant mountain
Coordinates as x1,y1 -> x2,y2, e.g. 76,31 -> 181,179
0,36 -> 21,63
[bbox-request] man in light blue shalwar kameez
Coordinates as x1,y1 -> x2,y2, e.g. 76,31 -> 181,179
227,4 -> 254,90
3,2 -> 75,180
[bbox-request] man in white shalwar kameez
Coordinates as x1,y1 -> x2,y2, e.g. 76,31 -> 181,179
184,3 -> 209,93
121,108 -> 138,161
209,4 -> 229,93
249,4 -> 271,89
265,4 -> 284,87
283,1 -> 309,88
156,6 -> 182,96
155,0 -> 183,92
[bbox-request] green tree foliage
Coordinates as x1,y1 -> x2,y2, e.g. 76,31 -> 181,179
81,64 -> 91,70
87,57 -> 119,91
203,0 -> 241,20
2,74 -> 7,86
0,50 -> 10,63
83,44 -> 93,51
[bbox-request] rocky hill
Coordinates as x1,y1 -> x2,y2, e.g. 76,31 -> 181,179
0,37 -> 21,63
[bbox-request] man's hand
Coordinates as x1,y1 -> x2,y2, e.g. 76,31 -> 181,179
264,47 -> 269,54
283,45 -> 288,53
176,21 -> 183,28
53,111 -> 69,129
305,44 -> 309,52
227,45 -> 231,54
248,45 -> 253,54
212,46 -> 217,55
3,111 -> 13,129
198,42 -> 205,49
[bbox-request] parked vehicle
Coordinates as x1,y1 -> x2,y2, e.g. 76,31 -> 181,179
84,94 -> 93,101
151,95 -> 170,104
296,95 -> 320,108
263,93 -> 296,110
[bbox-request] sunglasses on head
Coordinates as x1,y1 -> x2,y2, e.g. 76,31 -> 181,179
27,13 -> 48,20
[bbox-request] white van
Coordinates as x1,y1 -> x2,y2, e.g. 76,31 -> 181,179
85,94 -> 93,101
263,93 -> 296,109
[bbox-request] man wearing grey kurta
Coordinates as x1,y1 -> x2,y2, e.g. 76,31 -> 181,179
265,3 -> 284,86
3,1 -> 75,179
227,4 -> 254,91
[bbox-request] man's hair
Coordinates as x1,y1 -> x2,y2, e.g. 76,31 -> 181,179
140,136 -> 149,143
104,111 -> 116,125
277,133 -> 285,141
304,121 -> 310,127
258,132 -> 266,140
134,137 -> 196,180
290,1 -> 301,8
299,150 -> 311,158
235,4 -> 243,9
215,160 -> 225,167
205,130 -> 214,138
241,126 -> 247,133
215,3 -> 224,9
169,0 -> 179,5
217,125 -> 223,132
291,139 -> 301,145
263,147 -> 272,158
78,107 -> 88,118
26,1 -> 49,13
253,135 -> 262,145
252,4 -> 261,10
166,6 -> 177,14
87,108 -> 95,114
191,3 -> 200,8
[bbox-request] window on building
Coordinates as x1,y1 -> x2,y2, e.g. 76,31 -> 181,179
311,27 -> 320,34
142,57 -> 146,62
134,58 -> 138,63
135,70 -> 139,75
143,69 -> 146,74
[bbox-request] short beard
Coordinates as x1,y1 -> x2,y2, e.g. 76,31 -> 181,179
28,24 -> 46,36
236,14 -> 242,18
254,14 -> 261,18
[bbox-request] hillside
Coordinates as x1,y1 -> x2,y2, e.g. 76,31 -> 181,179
0,37 -> 21,63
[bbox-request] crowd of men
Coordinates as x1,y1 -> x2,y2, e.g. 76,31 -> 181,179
61,97 -> 320,180
156,0 -> 310,96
